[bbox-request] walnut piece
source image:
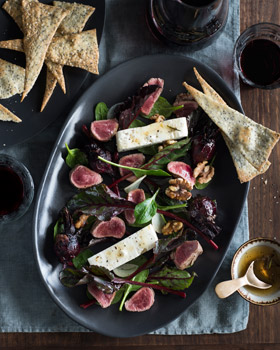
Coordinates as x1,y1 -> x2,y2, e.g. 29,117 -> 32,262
150,113 -> 165,123
75,214 -> 90,229
193,161 -> 215,184
162,220 -> 183,235
165,178 -> 192,201
158,139 -> 177,152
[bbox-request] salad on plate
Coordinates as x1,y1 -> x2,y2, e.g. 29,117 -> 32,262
53,76 -> 222,312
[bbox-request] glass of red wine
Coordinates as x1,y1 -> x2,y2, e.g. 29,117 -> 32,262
234,23 -> 280,89
0,155 -> 34,224
146,0 -> 229,48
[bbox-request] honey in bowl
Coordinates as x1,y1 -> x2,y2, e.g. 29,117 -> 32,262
238,245 -> 280,297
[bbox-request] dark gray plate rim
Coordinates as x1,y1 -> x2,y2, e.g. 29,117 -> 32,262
33,54 -> 249,338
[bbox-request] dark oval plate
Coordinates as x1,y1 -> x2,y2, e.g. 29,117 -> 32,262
33,54 -> 249,338
0,0 -> 105,149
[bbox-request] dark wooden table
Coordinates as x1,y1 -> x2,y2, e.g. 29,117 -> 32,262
1,0 -> 280,349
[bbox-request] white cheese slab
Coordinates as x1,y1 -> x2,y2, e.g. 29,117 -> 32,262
87,224 -> 158,271
116,117 -> 188,152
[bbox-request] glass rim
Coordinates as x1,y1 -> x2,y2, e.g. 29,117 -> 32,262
177,0 -> 222,8
233,22 -> 280,89
0,154 -> 34,224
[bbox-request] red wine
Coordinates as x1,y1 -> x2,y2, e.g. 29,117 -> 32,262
0,166 -> 24,216
240,39 -> 280,86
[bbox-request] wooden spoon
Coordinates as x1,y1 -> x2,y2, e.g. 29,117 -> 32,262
215,261 -> 272,299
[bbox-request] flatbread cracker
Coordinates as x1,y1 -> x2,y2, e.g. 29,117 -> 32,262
193,67 -> 271,182
0,104 -> 21,123
183,81 -> 280,172
21,0 -> 69,100
0,39 -> 24,52
46,29 -> 99,74
2,0 -> 23,30
40,68 -> 57,112
0,58 -> 25,99
45,60 -> 66,94
53,1 -> 95,35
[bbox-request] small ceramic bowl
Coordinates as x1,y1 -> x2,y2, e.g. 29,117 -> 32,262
231,238 -> 280,305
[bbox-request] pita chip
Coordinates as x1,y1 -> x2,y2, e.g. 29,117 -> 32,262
0,104 -> 22,123
2,0 -> 23,30
40,68 -> 57,112
183,81 -> 280,172
193,67 -> 272,182
53,1 -> 95,35
46,29 -> 99,75
21,0 -> 69,101
0,58 -> 25,99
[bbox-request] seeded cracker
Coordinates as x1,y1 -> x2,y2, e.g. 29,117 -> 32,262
2,0 -> 23,30
0,104 -> 22,123
183,81 -> 280,173
46,29 -> 99,74
0,39 -> 24,52
21,0 -> 69,101
0,58 -> 25,99
41,68 -> 57,112
193,67 -> 271,182
53,1 -> 95,35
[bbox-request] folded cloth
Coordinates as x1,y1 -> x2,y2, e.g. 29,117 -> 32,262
0,0 -> 248,334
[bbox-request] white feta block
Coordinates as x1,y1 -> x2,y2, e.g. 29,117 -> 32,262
116,117 -> 188,152
87,224 -> 158,271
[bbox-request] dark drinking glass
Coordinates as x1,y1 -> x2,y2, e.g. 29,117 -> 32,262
0,155 -> 34,224
234,23 -> 280,89
146,0 -> 229,48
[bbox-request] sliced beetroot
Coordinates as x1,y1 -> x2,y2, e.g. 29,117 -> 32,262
88,283 -> 116,308
69,165 -> 103,189
91,217 -> 126,239
119,153 -> 145,181
124,287 -> 155,312
167,161 -> 195,188
141,78 -> 164,115
125,189 -> 145,224
171,240 -> 203,270
90,119 -> 119,142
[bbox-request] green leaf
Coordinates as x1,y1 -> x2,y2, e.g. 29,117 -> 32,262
137,144 -> 159,156
53,217 -> 64,238
134,189 -> 159,225
72,249 -> 93,269
142,138 -> 191,170
129,119 -> 146,128
97,156 -> 171,177
67,184 -> 134,221
65,143 -> 88,169
143,97 -> 184,119
156,203 -> 187,211
119,269 -> 149,311
111,286 -> 125,305
95,102 -> 108,120
148,266 -> 196,291
195,181 -> 211,190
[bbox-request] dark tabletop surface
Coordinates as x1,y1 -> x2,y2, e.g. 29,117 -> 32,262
1,0 -> 280,349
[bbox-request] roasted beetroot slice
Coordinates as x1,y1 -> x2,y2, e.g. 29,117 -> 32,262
91,217 -> 126,239
90,119 -> 119,142
167,161 -> 195,187
171,240 -> 203,270
119,153 -> 145,180
69,165 -> 103,189
125,189 -> 145,224
87,283 -> 116,308
124,287 -> 155,312
141,78 -> 164,115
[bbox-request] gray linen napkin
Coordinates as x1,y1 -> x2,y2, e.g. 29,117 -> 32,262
0,0 -> 249,334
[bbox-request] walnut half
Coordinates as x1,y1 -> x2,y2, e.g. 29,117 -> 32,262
193,161 -> 215,184
165,178 -> 192,201
162,220 -> 183,235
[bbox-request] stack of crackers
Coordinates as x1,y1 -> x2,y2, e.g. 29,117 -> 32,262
183,68 -> 280,183
0,0 -> 99,123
